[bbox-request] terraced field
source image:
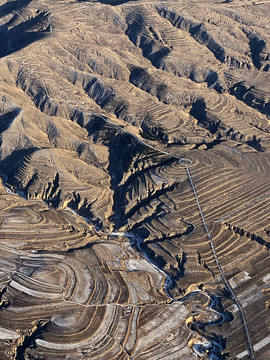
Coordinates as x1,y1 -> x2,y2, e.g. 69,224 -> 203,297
0,0 -> 270,359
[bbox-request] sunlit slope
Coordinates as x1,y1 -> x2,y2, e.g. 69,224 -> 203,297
0,0 -> 269,359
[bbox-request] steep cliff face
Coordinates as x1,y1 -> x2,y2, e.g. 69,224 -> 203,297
0,0 -> 269,359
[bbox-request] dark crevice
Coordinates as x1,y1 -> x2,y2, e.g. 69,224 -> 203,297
189,98 -> 264,149
249,123 -> 269,135
243,29 -> 266,69
144,224 -> 194,245
139,242 -> 187,288
128,204 -> 166,234
83,77 -> 116,109
123,182 -> 178,221
189,98 -> 219,134
224,222 -> 270,249
156,7 -> 226,64
140,119 -> 169,143
129,66 -> 169,102
197,251 -> 216,278
228,81 -> 270,118
125,157 -> 174,190
264,229 -> 270,237
205,139 -> 226,150
113,156 -> 175,228
107,131 -> 144,188
44,172 -> 61,207
0,285 -> 11,311
125,13 -> 171,69
15,320 -> 50,360
66,191 -> 102,228
16,68 -> 58,116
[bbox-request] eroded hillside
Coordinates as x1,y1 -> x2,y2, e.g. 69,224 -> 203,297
0,0 -> 269,359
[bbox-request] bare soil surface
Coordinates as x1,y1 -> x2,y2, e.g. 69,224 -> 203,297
0,0 -> 269,359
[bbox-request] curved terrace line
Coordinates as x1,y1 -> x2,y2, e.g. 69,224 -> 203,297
99,114 -> 256,359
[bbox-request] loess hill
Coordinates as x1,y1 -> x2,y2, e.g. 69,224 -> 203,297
0,0 -> 270,359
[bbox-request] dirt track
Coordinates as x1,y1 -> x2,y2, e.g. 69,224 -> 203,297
0,0 -> 269,359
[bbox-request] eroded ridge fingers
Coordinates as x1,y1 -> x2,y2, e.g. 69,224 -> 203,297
179,158 -> 193,167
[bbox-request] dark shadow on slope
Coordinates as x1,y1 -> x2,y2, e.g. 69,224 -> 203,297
246,137 -> 263,152
125,13 -> 172,69
157,7 -> 226,64
0,0 -> 34,18
15,320 -> 50,360
247,32 -> 265,69
0,107 -> 22,133
0,11 -> 49,58
129,66 -> 169,101
0,148 -> 39,180
0,286 -> 11,311
189,98 -> 222,134
229,81 -> 270,118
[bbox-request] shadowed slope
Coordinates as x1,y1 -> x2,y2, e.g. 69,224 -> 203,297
0,0 -> 269,359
